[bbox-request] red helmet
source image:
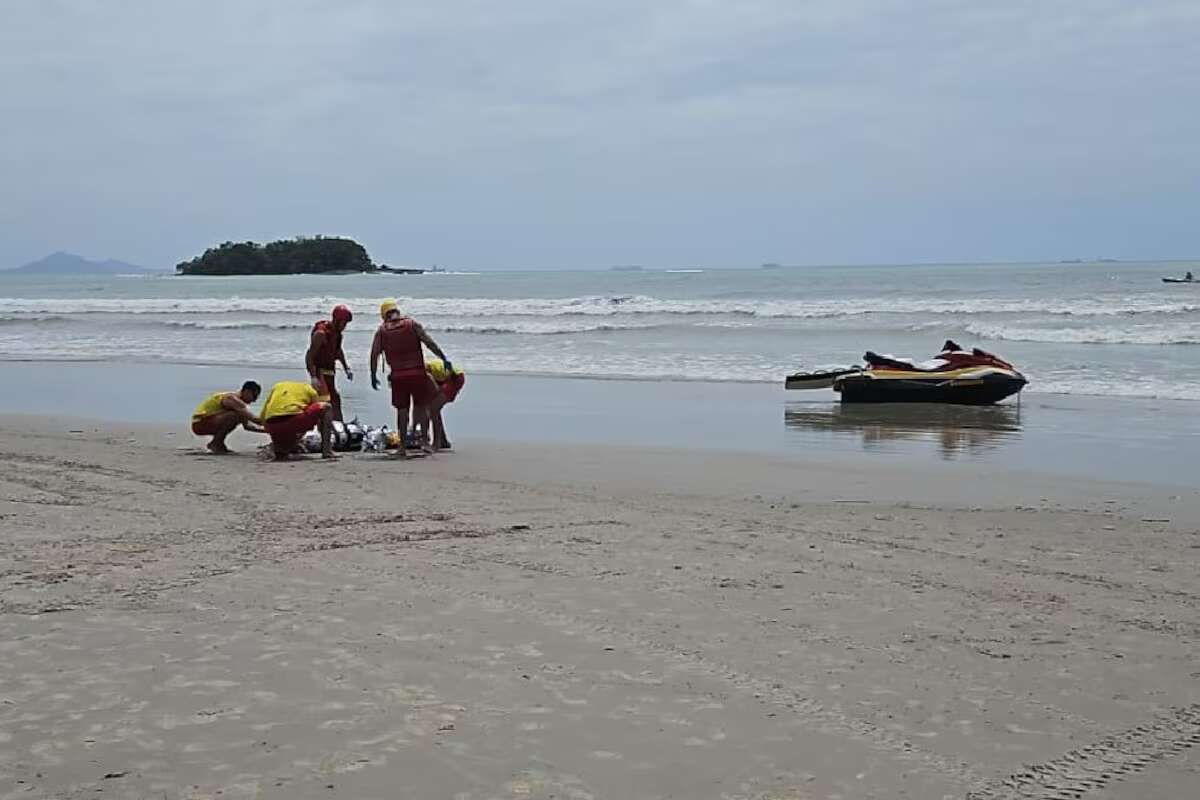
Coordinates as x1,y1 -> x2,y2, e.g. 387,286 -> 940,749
331,304 -> 353,324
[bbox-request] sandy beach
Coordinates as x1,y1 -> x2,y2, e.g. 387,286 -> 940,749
1,415 -> 1198,799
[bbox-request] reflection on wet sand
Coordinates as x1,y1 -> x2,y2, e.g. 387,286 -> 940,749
784,402 -> 1022,459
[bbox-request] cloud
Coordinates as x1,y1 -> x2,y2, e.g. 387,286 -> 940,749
1,1 -> 1198,267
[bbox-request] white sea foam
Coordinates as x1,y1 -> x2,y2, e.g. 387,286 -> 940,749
107,318 -> 664,335
0,314 -> 67,325
163,320 -> 305,330
433,321 -> 661,335
965,322 -> 1200,345
2,294 -> 1198,318
1036,375 -> 1200,401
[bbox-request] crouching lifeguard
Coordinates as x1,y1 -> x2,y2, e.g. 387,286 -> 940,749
260,380 -> 336,461
191,381 -> 265,454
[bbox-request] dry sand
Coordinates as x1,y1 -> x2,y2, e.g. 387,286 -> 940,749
0,415 -> 1198,799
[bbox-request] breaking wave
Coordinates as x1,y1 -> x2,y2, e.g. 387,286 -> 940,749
0,314 -> 67,325
965,322 -> 1200,345
2,294 -> 1199,319
157,320 -> 661,336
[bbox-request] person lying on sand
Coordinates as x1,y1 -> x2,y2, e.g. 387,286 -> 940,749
191,381 -> 265,454
260,379 -> 336,461
369,299 -> 452,459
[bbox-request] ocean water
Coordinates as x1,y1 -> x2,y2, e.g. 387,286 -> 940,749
2,261 -> 1199,400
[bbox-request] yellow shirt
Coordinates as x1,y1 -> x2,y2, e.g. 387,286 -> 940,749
192,391 -> 231,422
261,381 -> 319,421
426,359 -> 463,384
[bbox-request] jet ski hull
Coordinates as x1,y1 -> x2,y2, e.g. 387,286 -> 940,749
835,369 -> 1027,405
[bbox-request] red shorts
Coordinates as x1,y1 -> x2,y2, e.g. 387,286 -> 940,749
264,402 -> 325,449
440,373 -> 466,403
191,415 -> 226,436
389,372 -> 437,409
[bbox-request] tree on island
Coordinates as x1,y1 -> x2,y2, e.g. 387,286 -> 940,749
176,236 -> 374,275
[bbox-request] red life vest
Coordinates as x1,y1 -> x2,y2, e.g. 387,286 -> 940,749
311,320 -> 342,371
379,317 -> 425,376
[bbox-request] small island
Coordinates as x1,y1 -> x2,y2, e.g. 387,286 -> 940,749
175,236 -> 425,276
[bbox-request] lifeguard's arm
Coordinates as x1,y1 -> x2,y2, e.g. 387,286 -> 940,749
413,322 -> 447,362
369,328 -> 383,388
305,330 -> 325,378
220,394 -> 263,426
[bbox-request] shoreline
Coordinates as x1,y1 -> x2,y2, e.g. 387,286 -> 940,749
3,359 -> 1199,487
5,353 -> 1200,398
1,415 -> 1198,798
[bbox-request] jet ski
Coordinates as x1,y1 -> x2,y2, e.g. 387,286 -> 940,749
786,341 -> 1027,405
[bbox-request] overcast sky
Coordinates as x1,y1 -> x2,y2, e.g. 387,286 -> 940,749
2,1 -> 1197,269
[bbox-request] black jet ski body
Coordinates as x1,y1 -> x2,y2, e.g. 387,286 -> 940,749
833,366 -> 1027,404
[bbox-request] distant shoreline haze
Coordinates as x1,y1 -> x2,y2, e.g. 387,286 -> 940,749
9,251 -> 159,274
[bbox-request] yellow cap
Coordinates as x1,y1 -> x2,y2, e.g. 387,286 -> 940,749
379,299 -> 398,319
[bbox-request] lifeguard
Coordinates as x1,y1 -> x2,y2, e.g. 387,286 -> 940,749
306,304 -> 353,421
425,358 -> 465,450
260,380 -> 335,461
190,381 -> 265,454
369,299 -> 452,458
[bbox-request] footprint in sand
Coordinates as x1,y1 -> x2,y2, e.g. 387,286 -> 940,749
753,790 -> 813,800
507,769 -> 594,800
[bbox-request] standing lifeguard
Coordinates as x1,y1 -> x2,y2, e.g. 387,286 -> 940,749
306,304 -> 353,421
369,299 -> 451,458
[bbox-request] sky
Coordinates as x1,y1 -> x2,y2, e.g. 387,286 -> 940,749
1,0 -> 1198,270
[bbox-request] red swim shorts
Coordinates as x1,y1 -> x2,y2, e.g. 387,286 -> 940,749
191,415 -> 225,436
389,372 -> 437,409
264,402 -> 325,449
441,373 -> 466,403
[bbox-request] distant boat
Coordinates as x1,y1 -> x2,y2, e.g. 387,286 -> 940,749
760,262 -> 783,270
666,268 -> 703,274
1163,275 -> 1196,284
611,265 -> 644,272
376,264 -> 425,275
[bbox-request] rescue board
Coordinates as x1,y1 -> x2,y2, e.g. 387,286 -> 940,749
784,367 -> 861,390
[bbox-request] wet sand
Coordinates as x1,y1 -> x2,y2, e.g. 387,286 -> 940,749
1,415 -> 1199,799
